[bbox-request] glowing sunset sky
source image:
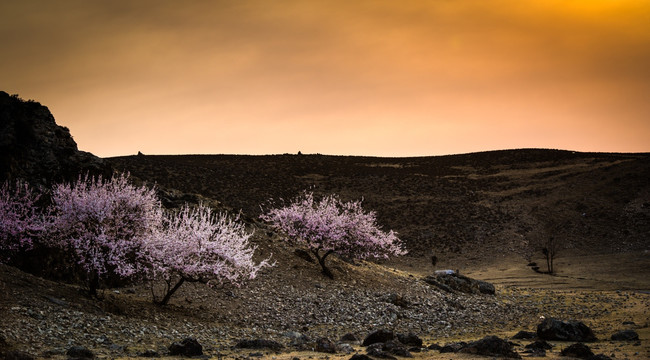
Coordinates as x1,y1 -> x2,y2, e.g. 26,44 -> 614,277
2,1 -> 649,157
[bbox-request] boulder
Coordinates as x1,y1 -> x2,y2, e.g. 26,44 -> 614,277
340,333 -> 359,343
459,335 -> 521,359
610,329 -> 639,341
396,333 -> 422,347
362,329 -> 395,346
537,318 -> 597,342
560,343 -> 594,358
168,337 -> 202,357
315,337 -> 337,353
235,339 -> 284,351
423,273 -> 495,295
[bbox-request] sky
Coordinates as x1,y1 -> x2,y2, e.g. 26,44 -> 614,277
2,0 -> 649,157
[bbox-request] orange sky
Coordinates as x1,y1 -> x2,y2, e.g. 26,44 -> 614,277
2,0 -> 649,157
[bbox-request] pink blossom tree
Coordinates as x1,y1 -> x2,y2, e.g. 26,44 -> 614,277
146,203 -> 273,305
49,173 -> 162,296
0,181 -> 46,262
261,192 -> 406,278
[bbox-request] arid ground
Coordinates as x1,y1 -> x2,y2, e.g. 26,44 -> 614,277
2,150 -> 649,359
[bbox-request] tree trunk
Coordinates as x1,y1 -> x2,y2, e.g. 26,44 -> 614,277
312,249 -> 335,279
156,277 -> 185,305
88,272 -> 99,298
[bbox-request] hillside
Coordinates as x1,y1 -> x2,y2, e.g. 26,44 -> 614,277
108,150 -> 650,263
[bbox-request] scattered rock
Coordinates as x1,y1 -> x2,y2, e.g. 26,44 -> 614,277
168,338 -> 203,357
315,337 -> 337,353
340,333 -> 359,343
439,341 -> 467,353
66,346 -> 94,359
423,273 -> 495,295
512,330 -> 537,340
537,318 -> 597,342
611,330 -> 639,341
560,343 -> 594,358
525,340 -> 553,351
459,335 -> 521,359
235,339 -> 284,351
362,329 -> 395,346
383,293 -> 410,308
397,333 -> 422,347
137,349 -> 160,357
366,343 -> 397,359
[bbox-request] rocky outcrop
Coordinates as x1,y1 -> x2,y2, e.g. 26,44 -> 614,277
423,273 -> 495,295
0,91 -> 110,185
537,318 -> 597,342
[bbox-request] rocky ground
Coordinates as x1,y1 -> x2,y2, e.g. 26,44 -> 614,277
1,244 -> 649,359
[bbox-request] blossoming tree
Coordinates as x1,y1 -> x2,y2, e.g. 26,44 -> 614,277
261,192 -> 406,278
49,174 -> 162,296
146,203 -> 273,305
0,181 -> 46,262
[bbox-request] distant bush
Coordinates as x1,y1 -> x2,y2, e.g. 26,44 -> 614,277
146,203 -> 273,305
261,191 -> 406,278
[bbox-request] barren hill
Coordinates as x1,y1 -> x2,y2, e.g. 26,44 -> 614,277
108,150 -> 650,263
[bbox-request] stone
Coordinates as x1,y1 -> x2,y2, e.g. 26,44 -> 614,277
525,340 -> 553,351
137,349 -> 160,357
560,343 -> 594,359
168,338 -> 203,357
537,318 -> 597,342
439,341 -> 467,353
315,337 -> 337,353
610,330 -> 639,341
66,346 -> 94,359
396,333 -> 422,347
423,273 -> 495,295
340,333 -> 359,342
235,339 -> 284,351
362,329 -> 395,346
459,335 -> 521,359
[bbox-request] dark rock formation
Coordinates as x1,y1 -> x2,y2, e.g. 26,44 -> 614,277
459,336 -> 521,359
396,333 -> 422,347
0,91 -> 111,186
610,329 -> 639,341
315,337 -> 337,353
235,339 -> 284,351
423,273 -> 495,295
168,337 -> 203,357
537,318 -> 597,342
362,329 -> 395,346
560,343 -> 594,358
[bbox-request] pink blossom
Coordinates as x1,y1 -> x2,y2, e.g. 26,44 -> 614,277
0,181 -> 46,261
261,191 -> 405,278
49,173 -> 162,292
145,202 -> 273,304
